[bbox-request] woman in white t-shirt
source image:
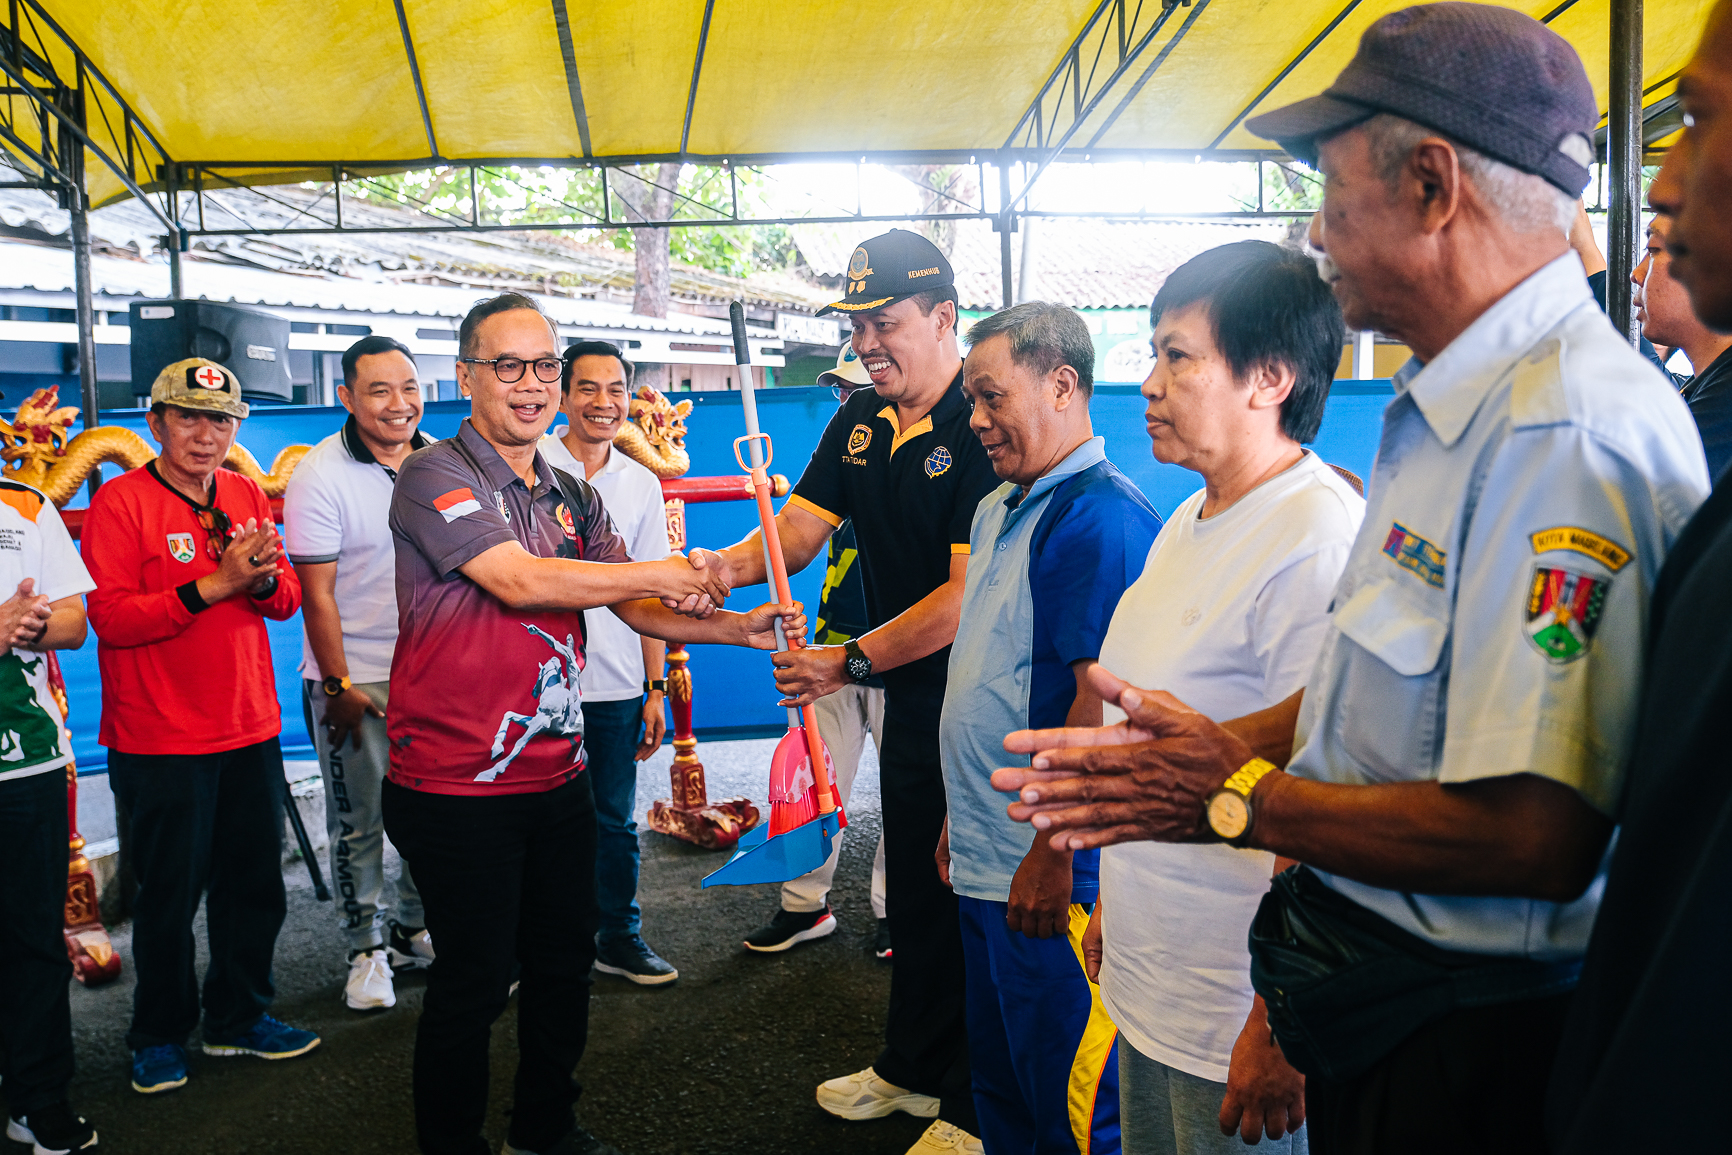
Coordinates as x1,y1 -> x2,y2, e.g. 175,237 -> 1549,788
1090,242 -> 1364,1155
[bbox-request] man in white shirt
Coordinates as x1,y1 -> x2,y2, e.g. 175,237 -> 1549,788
0,479 -> 99,1155
539,340 -> 678,985
285,335 -> 435,1011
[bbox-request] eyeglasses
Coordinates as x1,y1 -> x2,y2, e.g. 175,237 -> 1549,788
460,356 -> 563,384
197,506 -> 232,561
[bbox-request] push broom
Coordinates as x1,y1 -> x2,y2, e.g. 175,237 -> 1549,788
702,302 -> 846,887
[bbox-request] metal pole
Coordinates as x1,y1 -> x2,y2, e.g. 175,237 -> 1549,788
998,159 -> 1015,310
165,164 -> 183,299
62,86 -> 99,436
1606,0 -> 1643,344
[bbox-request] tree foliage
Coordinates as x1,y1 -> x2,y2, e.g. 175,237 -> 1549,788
345,163 -> 801,279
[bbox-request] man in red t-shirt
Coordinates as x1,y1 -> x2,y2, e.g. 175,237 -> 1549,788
84,358 -> 320,1097
382,294 -> 801,1155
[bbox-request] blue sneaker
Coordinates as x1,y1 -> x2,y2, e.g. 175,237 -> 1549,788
201,1015 -> 320,1060
131,1043 -> 188,1094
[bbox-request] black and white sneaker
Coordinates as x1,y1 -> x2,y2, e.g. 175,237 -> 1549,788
7,1101 -> 98,1154
874,918 -> 893,962
387,919 -> 434,971
593,935 -> 679,986
743,906 -> 837,953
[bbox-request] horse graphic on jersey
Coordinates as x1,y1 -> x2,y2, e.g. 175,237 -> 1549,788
477,625 -> 582,782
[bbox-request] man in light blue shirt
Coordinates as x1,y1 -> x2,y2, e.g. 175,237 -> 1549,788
988,8 -> 1711,1153
940,303 -> 1160,1155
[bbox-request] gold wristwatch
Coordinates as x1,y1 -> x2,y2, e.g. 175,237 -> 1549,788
321,675 -> 352,697
1205,757 -> 1278,847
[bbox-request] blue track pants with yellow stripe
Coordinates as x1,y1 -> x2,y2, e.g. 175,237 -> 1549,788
959,897 -> 1120,1154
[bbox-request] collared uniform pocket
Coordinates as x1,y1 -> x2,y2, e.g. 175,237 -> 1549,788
1328,578 -> 1451,782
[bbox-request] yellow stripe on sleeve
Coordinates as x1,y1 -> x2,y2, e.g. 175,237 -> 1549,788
951,543 -> 971,554
1065,904 -> 1119,1155
785,493 -> 843,528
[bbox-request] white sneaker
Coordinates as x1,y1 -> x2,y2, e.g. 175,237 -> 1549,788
344,948 -> 396,1010
906,1120 -> 983,1154
815,1067 -> 940,1121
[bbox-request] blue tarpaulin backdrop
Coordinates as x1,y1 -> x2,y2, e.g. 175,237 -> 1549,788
59,382 -> 1392,774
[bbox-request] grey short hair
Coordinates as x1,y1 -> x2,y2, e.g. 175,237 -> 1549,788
965,302 -> 1095,398
1359,113 -> 1577,236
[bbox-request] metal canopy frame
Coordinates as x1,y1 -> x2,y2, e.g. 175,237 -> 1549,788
0,0 -> 1659,425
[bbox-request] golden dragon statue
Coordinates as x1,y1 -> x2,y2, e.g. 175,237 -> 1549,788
1,383 -> 693,508
614,384 -> 694,479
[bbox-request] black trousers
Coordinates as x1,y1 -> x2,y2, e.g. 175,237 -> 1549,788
107,738 -> 287,1050
0,768 -> 75,1112
873,686 -> 975,1133
1307,993 -> 1572,1155
383,773 -> 600,1155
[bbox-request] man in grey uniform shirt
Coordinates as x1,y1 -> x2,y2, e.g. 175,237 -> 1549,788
988,8 -> 1710,1154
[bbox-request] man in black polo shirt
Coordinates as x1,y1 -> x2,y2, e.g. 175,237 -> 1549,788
706,229 -> 996,1154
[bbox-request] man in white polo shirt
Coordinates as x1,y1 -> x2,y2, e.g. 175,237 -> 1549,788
285,334 -> 435,1010
539,339 -> 679,985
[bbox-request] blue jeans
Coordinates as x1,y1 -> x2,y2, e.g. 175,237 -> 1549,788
580,697 -> 646,943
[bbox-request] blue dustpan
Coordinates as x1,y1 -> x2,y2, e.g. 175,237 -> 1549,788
702,809 -> 844,887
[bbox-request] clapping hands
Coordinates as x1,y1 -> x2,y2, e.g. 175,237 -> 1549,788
0,577 -> 50,655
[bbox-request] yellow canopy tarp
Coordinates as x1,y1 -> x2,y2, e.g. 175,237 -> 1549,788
4,0 -> 1711,212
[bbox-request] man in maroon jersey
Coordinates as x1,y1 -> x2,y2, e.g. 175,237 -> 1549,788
381,293 -> 800,1155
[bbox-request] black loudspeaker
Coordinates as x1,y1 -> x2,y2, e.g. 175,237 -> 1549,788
128,300 -> 294,401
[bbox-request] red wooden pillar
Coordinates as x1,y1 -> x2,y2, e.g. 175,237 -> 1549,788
644,489 -> 762,848
49,653 -> 121,985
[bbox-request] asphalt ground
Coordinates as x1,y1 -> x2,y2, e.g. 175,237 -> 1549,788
21,739 -> 933,1155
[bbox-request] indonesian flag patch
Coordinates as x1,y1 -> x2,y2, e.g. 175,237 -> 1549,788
434,487 -> 483,523
1526,565 -> 1607,663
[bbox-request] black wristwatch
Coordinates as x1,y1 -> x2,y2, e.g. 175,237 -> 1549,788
643,679 -> 668,694
843,638 -> 873,684
322,675 -> 352,698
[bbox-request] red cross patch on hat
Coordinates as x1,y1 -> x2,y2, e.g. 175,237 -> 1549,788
190,364 -> 227,391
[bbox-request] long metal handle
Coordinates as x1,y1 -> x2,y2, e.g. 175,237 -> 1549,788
729,302 -> 835,814
282,773 -> 331,902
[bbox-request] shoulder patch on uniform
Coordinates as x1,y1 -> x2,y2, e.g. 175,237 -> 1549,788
1529,526 -> 1630,572
924,446 -> 952,478
1526,565 -> 1608,662
433,487 -> 482,522
1381,522 -> 1446,588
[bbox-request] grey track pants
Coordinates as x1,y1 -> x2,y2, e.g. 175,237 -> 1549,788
1120,1036 -> 1309,1155
305,679 -> 423,952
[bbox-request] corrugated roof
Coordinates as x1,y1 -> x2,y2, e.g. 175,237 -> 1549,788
0,236 -> 793,343
0,184 -> 830,313
794,217 -> 1297,311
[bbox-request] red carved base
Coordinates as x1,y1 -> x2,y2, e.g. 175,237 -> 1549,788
646,741 -> 760,850
646,795 -> 761,850
65,848 -> 120,986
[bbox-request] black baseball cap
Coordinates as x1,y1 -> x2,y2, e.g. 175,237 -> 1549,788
816,228 -> 954,316
1245,2 -> 1598,196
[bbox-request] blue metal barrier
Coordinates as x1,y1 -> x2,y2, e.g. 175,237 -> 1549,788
58,381 -> 1393,773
